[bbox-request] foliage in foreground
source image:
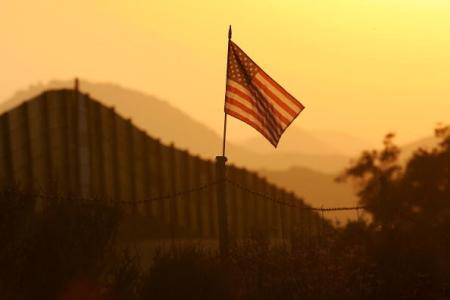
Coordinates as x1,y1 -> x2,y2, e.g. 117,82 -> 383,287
1,126 -> 450,299
0,192 -> 131,300
137,125 -> 450,300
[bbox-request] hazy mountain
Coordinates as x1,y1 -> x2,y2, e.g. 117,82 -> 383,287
231,151 -> 350,175
307,129 -> 373,156
400,135 -> 440,162
259,166 -> 358,223
1,79 -> 351,174
241,127 -> 372,157
241,127 -> 342,156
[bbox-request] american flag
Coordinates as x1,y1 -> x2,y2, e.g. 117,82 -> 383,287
225,41 -> 305,147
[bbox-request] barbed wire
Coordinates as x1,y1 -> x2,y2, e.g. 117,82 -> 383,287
119,180 -> 219,205
0,180 -> 219,207
224,178 -> 297,208
225,178 -> 367,212
0,178 -> 366,212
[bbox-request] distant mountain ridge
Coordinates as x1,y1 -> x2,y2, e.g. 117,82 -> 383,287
400,135 -> 441,162
240,127 -> 372,157
260,166 -> 358,223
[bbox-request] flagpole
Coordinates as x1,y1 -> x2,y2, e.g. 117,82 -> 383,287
216,25 -> 232,256
221,116 -> 228,157
221,25 -> 232,157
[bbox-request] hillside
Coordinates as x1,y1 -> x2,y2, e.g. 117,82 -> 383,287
260,167 -> 358,223
241,127 -> 372,157
241,127 -> 342,156
400,135 -> 440,162
307,129 -> 373,156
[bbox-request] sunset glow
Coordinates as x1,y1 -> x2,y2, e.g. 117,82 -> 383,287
2,0 -> 450,144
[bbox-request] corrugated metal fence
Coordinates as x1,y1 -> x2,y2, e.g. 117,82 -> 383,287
0,89 -> 325,242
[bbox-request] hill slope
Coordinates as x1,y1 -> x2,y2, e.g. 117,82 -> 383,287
400,135 -> 440,162
241,127 -> 372,157
260,167 -> 358,223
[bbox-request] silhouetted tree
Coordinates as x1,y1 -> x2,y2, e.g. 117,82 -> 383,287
338,125 -> 450,299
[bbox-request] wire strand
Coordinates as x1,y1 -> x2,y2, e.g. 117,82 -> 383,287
1,178 -> 366,212
225,178 -> 366,212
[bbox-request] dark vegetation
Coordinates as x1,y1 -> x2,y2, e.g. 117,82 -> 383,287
1,125 -> 449,299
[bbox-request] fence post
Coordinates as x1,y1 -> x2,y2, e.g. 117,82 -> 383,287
126,119 -> 137,214
142,133 -> 151,216
155,139 -> 165,223
241,169 -> 250,238
235,167 -> 245,239
21,102 -> 33,192
168,144 -> 178,239
215,156 -> 229,256
110,108 -> 120,202
92,101 -> 105,199
193,156 -> 204,238
271,185 -> 280,241
228,165 -> 238,241
261,178 -> 269,238
278,189 -> 286,241
207,160 -> 217,239
250,172 -> 259,237
42,94 -> 53,194
288,192 -> 297,248
0,114 -> 13,188
181,150 -> 193,233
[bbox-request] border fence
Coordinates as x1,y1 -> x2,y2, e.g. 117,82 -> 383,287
0,88 -> 363,245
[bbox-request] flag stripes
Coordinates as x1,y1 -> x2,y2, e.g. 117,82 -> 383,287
226,82 -> 290,126
224,105 -> 274,143
257,71 -> 304,111
225,97 -> 280,141
253,73 -> 301,117
224,41 -> 304,147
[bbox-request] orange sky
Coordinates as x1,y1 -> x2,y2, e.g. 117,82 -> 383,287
2,0 -> 450,145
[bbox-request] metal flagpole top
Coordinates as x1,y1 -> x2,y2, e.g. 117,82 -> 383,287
221,25 -> 232,158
